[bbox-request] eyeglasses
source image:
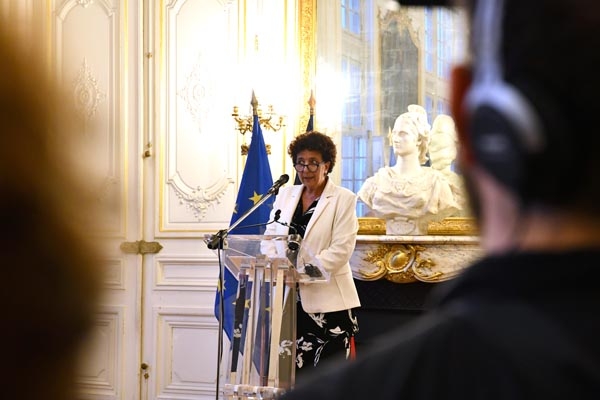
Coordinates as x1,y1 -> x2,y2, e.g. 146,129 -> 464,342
294,161 -> 325,172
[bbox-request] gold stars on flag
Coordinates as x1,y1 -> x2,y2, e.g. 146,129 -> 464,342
249,191 -> 263,205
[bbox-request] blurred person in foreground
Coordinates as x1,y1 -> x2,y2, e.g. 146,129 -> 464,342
263,131 -> 360,382
281,0 -> 600,398
0,18 -> 103,400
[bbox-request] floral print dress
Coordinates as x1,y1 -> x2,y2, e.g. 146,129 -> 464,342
290,196 -> 359,380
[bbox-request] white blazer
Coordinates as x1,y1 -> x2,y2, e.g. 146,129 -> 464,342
263,178 -> 361,314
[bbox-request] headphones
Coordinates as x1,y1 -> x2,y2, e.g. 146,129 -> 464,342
464,0 -> 546,199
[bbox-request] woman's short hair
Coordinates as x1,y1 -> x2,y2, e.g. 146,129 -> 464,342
288,131 -> 337,173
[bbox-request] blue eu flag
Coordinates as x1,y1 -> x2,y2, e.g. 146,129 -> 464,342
229,117 -> 274,234
215,113 -> 273,342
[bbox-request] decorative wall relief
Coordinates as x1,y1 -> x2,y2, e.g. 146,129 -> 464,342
73,57 -> 106,126
177,52 -> 215,134
168,174 -> 234,220
77,0 -> 94,8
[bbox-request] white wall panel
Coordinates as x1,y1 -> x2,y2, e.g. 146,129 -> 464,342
104,258 -> 126,290
159,0 -> 240,232
155,255 -> 219,290
77,308 -> 122,399
55,0 -> 123,234
154,308 -> 220,399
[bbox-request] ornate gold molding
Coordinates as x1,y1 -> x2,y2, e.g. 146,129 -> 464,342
358,217 -> 478,236
427,217 -> 478,236
361,244 -> 421,283
298,0 -> 316,135
358,217 -> 387,235
360,243 -> 450,283
357,242 -> 470,283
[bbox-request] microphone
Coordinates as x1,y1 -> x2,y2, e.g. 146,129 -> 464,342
275,219 -> 301,252
267,174 -> 290,195
274,209 -> 281,222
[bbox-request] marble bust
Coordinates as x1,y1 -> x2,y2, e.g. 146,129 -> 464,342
358,105 -> 462,235
429,114 -> 469,215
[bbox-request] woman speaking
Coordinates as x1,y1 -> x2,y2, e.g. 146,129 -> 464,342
263,131 -> 360,381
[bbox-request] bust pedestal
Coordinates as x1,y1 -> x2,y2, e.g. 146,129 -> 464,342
350,218 -> 482,350
351,234 -> 482,283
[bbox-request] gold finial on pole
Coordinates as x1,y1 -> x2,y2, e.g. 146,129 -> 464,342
251,90 -> 259,116
308,90 -> 316,115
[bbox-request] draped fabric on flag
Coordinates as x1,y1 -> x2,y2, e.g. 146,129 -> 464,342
229,118 -> 274,234
294,113 -> 314,185
215,114 -> 274,343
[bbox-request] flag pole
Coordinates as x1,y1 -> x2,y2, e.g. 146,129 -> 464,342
294,92 -> 317,185
308,89 -> 315,123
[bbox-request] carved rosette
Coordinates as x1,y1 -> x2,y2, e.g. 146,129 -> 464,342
177,53 -> 214,134
73,58 -> 106,123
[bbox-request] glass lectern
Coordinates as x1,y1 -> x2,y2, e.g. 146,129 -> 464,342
210,234 -> 328,399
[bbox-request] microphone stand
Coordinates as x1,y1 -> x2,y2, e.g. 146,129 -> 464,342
273,220 -> 302,268
205,190 -> 277,250
233,210 -> 281,232
206,174 -> 289,250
